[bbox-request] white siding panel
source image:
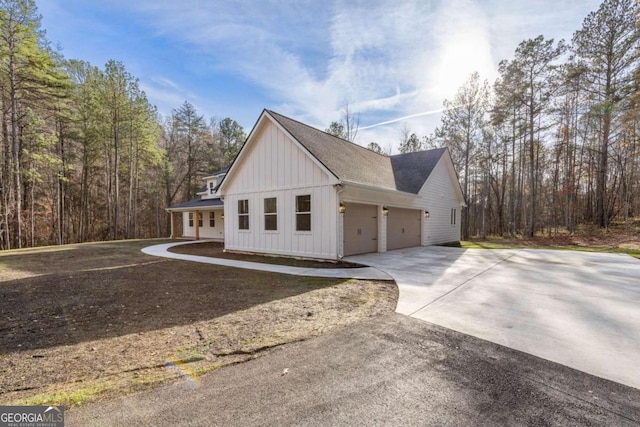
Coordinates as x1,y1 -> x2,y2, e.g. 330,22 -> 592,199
224,188 -> 337,259
223,121 -> 338,260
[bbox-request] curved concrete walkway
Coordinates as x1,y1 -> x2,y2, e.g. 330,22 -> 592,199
141,241 -> 393,280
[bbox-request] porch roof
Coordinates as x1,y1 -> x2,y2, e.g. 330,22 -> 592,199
166,197 -> 224,211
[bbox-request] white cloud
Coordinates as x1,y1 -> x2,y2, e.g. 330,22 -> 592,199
107,0 -> 604,149
150,76 -> 182,92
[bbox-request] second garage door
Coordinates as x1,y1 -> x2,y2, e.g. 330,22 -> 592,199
387,208 -> 421,250
343,203 -> 378,256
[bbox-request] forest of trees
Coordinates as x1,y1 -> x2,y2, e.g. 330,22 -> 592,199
395,0 -> 640,240
0,0 -> 245,249
1,0 -> 638,250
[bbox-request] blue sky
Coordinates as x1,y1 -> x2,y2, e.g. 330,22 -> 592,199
39,0 -> 602,152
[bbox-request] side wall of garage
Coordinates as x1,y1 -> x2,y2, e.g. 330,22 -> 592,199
420,158 -> 462,245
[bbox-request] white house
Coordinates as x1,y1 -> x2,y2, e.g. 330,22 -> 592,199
166,167 -> 227,241
167,110 -> 465,260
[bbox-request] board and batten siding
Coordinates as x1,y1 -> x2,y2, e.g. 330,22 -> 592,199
420,157 -> 462,245
182,210 -> 225,239
223,120 -> 339,259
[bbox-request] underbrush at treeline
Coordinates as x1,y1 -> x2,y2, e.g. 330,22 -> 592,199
464,221 -> 640,258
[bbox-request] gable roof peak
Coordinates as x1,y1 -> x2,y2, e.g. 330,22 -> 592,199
266,110 -> 397,190
265,109 -> 390,158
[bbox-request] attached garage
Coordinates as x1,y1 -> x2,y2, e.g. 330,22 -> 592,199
343,203 -> 378,256
387,207 -> 421,250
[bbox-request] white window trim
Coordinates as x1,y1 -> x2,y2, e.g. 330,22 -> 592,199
263,197 -> 279,233
238,199 -> 250,231
295,193 -> 312,234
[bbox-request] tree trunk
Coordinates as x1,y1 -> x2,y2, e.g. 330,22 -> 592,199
527,81 -> 536,238
113,108 -> 119,240
9,39 -> 22,248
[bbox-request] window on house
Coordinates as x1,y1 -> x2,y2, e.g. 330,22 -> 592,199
209,211 -> 215,227
238,199 -> 249,230
296,195 -> 311,231
188,212 -> 193,227
209,181 -> 215,194
451,208 -> 457,225
264,197 -> 277,231
198,212 -> 203,227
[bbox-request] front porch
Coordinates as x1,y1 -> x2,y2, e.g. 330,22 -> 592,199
166,197 -> 225,241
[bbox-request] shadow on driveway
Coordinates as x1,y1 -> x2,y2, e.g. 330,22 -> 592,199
347,247 -> 640,389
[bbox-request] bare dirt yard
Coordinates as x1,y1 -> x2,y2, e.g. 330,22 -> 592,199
169,241 -> 362,268
0,239 -> 396,408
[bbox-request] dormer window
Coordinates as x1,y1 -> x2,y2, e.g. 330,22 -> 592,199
209,181 -> 215,194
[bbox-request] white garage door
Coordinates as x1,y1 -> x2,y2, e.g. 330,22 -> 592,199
387,208 -> 421,250
343,203 -> 378,256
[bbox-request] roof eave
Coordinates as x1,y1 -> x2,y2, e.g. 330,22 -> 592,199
341,180 -> 419,197
202,173 -> 226,180
165,206 -> 224,213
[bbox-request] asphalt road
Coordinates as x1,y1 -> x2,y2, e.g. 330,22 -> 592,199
68,314 -> 640,426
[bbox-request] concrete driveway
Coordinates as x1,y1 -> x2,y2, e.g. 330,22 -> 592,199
345,247 -> 640,390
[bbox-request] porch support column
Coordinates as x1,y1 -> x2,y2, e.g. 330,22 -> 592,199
170,211 -> 177,240
194,210 -> 200,240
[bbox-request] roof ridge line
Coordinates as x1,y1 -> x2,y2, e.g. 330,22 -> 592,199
266,109 -> 390,159
390,146 -> 448,159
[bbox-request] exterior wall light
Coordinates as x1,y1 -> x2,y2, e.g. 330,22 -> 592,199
424,210 -> 430,218
339,202 -> 346,214
221,213 -> 225,220
382,206 -> 389,216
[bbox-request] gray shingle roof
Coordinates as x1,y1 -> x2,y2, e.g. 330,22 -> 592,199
267,110 -> 446,194
390,148 -> 448,193
168,197 -> 223,210
210,166 -> 229,176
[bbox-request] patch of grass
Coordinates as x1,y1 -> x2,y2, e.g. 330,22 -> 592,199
14,356 -> 223,409
19,384 -> 109,408
460,240 -> 640,259
460,241 -> 517,250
